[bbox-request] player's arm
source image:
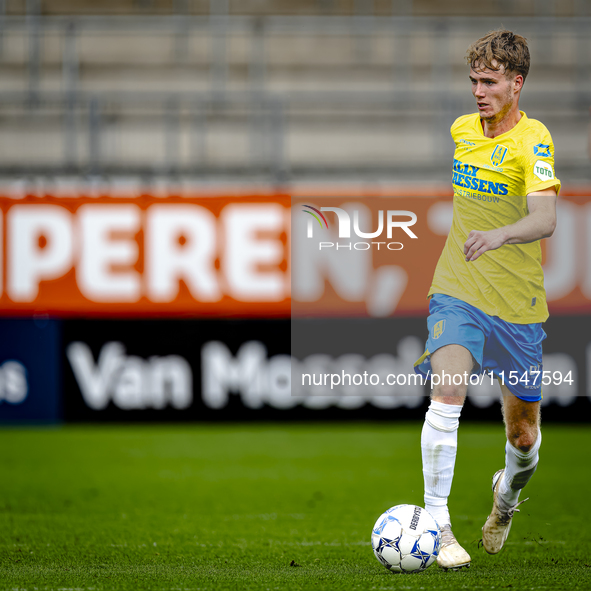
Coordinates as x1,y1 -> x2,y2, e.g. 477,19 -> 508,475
463,188 -> 557,262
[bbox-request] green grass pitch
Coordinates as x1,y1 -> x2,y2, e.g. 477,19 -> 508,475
1,422 -> 590,590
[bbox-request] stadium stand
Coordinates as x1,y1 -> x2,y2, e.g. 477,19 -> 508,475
0,0 -> 588,186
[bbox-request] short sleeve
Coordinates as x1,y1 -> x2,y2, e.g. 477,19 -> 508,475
520,125 -> 561,196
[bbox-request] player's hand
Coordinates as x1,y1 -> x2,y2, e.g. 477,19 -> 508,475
463,229 -> 506,261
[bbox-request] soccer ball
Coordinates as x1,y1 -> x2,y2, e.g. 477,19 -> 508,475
371,504 -> 441,573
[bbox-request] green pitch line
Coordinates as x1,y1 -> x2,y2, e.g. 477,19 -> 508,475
0,423 -> 590,591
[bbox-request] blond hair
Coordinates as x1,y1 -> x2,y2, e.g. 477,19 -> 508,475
466,30 -> 530,81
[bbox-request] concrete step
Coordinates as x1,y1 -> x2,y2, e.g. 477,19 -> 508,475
0,62 -> 585,96
0,106 -> 585,172
1,27 -> 588,68
7,0 -> 585,17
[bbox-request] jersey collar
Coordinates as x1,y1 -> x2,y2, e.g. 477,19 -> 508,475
474,111 -> 528,140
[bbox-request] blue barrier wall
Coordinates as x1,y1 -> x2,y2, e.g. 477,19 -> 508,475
0,318 -> 61,423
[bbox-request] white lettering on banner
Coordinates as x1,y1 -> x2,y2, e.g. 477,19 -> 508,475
201,341 -> 298,410
78,205 -> 141,302
201,341 -> 268,409
427,202 -> 453,235
3,203 -> 288,304
266,354 -> 293,409
8,205 -> 73,301
146,205 -> 221,302
222,204 -> 285,301
66,341 -> 192,410
201,338 -> 425,410
203,341 -> 296,409
202,339 -> 585,411
0,361 -> 28,404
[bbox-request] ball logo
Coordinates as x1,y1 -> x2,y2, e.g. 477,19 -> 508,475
409,506 -> 421,530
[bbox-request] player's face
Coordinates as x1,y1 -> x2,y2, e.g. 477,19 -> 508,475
469,64 -> 520,123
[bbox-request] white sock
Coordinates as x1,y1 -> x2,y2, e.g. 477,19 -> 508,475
421,400 -> 463,528
498,431 -> 541,510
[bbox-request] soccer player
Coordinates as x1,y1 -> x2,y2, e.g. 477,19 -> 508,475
414,30 -> 560,570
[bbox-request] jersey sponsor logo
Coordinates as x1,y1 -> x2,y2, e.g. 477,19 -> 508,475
452,172 -> 508,196
481,163 -> 504,173
534,143 -> 551,157
533,160 -> 554,181
432,319 -> 445,339
457,138 -> 476,151
453,159 -> 478,176
452,159 -> 509,196
491,144 -> 508,166
458,191 -> 500,203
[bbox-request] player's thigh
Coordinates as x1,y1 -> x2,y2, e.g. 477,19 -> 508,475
500,383 -> 541,452
430,344 -> 474,405
483,319 -> 545,402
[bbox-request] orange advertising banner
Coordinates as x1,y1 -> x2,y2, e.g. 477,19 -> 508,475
0,195 -> 291,317
0,194 -> 589,318
291,195 -> 591,318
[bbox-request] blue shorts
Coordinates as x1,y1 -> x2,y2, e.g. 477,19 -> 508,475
414,294 -> 546,402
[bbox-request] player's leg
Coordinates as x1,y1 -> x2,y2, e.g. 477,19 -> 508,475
482,385 -> 541,554
480,318 -> 544,554
414,294 -> 488,568
423,343 -> 473,569
501,387 -> 541,502
423,343 -> 472,525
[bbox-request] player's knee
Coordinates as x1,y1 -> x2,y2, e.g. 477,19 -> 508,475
433,383 -> 466,401
425,399 -> 462,432
508,428 -> 538,453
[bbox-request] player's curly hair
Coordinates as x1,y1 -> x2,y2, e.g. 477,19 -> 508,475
466,30 -> 530,81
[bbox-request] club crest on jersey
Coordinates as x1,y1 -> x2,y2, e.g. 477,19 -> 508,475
491,145 -> 508,166
534,143 -> 551,157
433,320 -> 446,340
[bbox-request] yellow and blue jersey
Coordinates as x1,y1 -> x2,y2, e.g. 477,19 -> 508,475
428,111 -> 561,324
